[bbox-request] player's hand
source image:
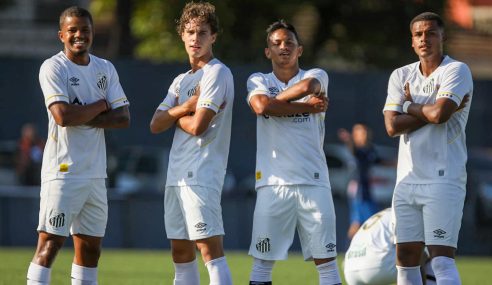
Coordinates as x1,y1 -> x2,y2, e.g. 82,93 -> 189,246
456,94 -> 470,111
183,95 -> 198,114
307,95 -> 328,113
404,82 -> 413,102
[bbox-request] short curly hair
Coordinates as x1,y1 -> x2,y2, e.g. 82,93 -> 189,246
266,19 -> 301,46
410,12 -> 444,32
176,1 -> 219,35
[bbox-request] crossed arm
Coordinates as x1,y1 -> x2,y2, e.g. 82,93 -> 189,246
384,83 -> 468,137
249,77 -> 327,116
48,100 -> 130,129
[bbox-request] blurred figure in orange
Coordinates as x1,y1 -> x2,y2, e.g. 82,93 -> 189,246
16,123 -> 45,185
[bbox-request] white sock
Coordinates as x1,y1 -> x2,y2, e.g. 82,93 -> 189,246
397,265 -> 423,285
316,260 -> 342,285
27,262 -> 51,285
249,258 -> 274,283
173,259 -> 199,285
205,256 -> 233,285
71,263 -> 98,285
431,256 -> 461,285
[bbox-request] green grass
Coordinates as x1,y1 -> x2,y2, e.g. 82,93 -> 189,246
1,247 -> 491,284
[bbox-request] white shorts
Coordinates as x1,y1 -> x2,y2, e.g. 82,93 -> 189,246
164,185 -> 224,240
248,185 -> 337,261
344,249 -> 396,285
37,179 -> 107,237
392,183 -> 465,247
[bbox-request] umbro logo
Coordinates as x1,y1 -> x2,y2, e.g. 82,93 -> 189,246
268,87 -> 279,96
433,229 -> 446,239
195,222 -> 207,233
325,243 -> 336,252
69,77 -> 79,86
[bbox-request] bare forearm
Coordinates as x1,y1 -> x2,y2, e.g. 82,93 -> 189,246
86,106 -> 130,129
275,78 -> 321,102
258,99 -> 314,116
150,105 -> 191,134
50,100 -> 107,127
385,113 -> 427,137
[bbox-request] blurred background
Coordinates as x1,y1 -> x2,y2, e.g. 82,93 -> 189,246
1,0 -> 492,255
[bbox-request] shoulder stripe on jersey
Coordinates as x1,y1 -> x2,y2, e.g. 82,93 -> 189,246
384,103 -> 401,107
198,100 -> 220,109
437,91 -> 463,101
110,97 -> 129,104
44,94 -> 68,102
159,103 -> 172,108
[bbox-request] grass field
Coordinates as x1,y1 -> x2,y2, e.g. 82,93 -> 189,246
1,247 -> 491,284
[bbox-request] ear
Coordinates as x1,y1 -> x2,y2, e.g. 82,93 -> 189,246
297,45 -> 303,57
265,47 -> 271,59
58,30 -> 64,43
211,33 -> 217,44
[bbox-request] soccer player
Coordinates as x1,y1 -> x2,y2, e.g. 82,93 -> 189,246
246,20 -> 341,285
344,208 -> 436,285
149,2 -> 233,285
383,12 -> 472,285
27,6 -> 130,285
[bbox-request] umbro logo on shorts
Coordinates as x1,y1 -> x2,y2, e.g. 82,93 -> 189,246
256,237 -> 271,253
325,243 -> 336,252
49,211 -> 65,228
195,222 -> 207,233
433,229 -> 446,239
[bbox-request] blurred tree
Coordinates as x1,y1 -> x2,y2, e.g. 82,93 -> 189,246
90,0 -> 445,70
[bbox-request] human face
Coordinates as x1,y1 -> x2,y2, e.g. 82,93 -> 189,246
411,20 -> 444,60
181,20 -> 216,62
265,28 -> 303,68
58,16 -> 93,65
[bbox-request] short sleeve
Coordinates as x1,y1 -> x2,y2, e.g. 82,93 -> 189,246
246,73 -> 269,105
106,62 -> 130,109
436,63 -> 473,106
383,69 -> 404,113
197,65 -> 231,113
303,68 -> 329,96
157,75 -> 183,111
39,60 -> 69,108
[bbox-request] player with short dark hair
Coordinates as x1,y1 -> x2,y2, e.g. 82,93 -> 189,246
27,6 -> 130,285
150,2 -> 233,284
246,20 -> 341,285
383,11 -> 472,285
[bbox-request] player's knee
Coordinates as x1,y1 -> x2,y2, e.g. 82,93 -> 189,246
397,244 -> 423,266
34,239 -> 64,266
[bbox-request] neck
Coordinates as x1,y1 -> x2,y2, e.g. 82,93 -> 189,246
65,50 -> 90,66
272,64 -> 299,84
419,55 -> 444,77
189,52 -> 214,72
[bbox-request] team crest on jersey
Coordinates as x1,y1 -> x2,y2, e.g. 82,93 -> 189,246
96,73 -> 108,91
268,87 -> 279,96
422,78 -> 435,94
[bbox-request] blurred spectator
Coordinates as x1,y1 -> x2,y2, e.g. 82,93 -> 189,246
16,123 -> 44,185
338,123 -> 380,242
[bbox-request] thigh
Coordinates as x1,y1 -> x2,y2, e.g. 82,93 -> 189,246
421,184 -> 465,248
71,179 -> 108,237
249,185 -> 297,260
179,185 -> 224,240
164,186 -> 187,239
392,183 -> 424,244
38,180 -> 91,237
297,185 -> 337,260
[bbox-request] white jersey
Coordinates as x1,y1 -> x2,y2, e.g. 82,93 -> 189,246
383,56 -> 473,186
158,58 -> 234,190
344,208 -> 394,271
247,68 -> 330,188
39,51 -> 129,182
